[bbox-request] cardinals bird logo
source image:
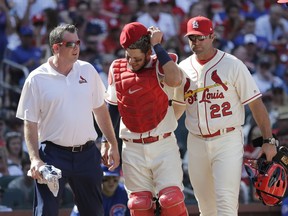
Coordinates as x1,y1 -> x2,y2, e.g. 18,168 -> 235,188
211,70 -> 228,91
79,76 -> 87,84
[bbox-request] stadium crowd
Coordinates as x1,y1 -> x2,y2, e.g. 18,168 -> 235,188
0,0 -> 288,212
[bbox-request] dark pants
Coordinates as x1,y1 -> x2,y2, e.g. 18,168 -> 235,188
33,142 -> 103,216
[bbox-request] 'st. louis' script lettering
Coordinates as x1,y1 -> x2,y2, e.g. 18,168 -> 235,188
199,88 -> 224,103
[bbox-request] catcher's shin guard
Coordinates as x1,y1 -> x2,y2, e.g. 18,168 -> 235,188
128,191 -> 155,216
158,186 -> 188,216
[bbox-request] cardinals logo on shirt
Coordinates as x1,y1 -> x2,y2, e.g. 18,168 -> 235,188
79,76 -> 87,84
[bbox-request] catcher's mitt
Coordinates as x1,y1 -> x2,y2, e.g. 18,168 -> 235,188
273,145 -> 288,171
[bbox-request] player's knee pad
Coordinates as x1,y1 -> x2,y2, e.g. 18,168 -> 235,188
158,186 -> 188,216
128,191 -> 155,216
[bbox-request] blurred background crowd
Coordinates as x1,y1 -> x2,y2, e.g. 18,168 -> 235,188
0,0 -> 288,212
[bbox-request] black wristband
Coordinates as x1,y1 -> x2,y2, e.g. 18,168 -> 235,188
153,43 -> 172,66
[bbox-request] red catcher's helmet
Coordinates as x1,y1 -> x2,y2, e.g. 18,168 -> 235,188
244,158 -> 287,206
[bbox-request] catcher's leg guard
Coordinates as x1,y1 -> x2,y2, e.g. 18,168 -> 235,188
158,186 -> 188,216
128,191 -> 155,216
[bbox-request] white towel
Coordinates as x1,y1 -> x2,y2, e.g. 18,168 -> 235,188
35,165 -> 62,197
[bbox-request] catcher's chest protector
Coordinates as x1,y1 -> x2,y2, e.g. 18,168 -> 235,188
113,58 -> 168,133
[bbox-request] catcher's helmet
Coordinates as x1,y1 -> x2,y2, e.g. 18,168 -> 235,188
244,158 -> 287,206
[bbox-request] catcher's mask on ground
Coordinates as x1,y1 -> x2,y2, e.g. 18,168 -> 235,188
244,158 -> 287,206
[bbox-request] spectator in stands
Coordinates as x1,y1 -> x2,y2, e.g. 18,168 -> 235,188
283,70 -> 288,95
102,19 -> 122,55
264,46 -> 287,80
98,54 -> 116,88
4,131 -> 28,176
252,56 -> 285,94
87,0 -> 118,42
69,1 -> 90,42
231,45 -> 255,74
31,13 -> 48,49
0,186 -> 12,212
103,0 -> 125,14
0,118 -> 7,147
174,0 -> 195,14
79,22 -> 106,75
273,107 -> 288,142
255,4 -> 288,43
137,0 -> 178,48
12,0 -> 57,24
7,157 -> 34,208
121,0 -> 143,23
0,0 -> 15,61
222,3 -> 245,41
242,34 -> 261,69
6,26 -> 42,87
5,117 -> 27,153
243,0 -> 269,19
271,87 -> 288,112
70,164 -> 130,216
0,146 -> 9,178
179,1 -> 209,57
160,0 -> 185,33
233,16 -> 269,51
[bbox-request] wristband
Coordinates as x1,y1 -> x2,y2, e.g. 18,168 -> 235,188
153,43 -> 172,66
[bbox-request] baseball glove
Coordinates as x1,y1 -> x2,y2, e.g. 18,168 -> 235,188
273,146 -> 288,171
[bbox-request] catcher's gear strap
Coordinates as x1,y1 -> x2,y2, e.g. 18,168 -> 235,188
128,191 -> 154,216
113,58 -> 169,133
158,186 -> 187,216
256,189 -> 283,206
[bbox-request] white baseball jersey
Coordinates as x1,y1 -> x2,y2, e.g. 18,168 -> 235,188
179,49 -> 262,136
16,58 -> 106,146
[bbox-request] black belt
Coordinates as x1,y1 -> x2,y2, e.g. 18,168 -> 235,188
42,140 -> 95,152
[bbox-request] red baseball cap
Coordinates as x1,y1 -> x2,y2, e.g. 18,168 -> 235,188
277,0 -> 288,3
120,22 -> 148,49
185,16 -> 214,37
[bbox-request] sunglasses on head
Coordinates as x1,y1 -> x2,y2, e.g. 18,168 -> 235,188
58,40 -> 80,48
188,35 -> 210,42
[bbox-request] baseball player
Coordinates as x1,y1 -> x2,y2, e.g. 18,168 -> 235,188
102,22 -> 188,216
178,16 -> 277,216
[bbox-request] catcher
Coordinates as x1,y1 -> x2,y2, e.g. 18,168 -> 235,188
102,22 -> 188,216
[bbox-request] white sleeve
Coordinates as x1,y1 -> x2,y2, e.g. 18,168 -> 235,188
105,62 -> 118,105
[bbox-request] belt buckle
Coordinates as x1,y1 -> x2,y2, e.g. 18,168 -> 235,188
72,145 -> 82,152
